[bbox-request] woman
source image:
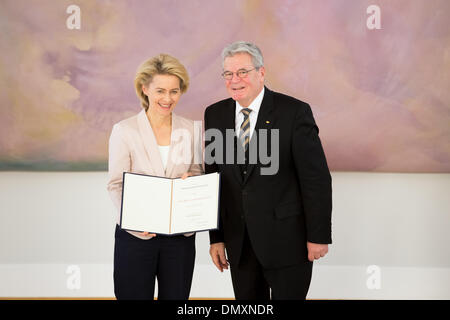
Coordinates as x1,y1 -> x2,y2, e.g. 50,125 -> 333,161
107,54 -> 203,300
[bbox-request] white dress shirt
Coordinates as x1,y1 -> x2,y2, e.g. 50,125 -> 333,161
235,87 -> 265,139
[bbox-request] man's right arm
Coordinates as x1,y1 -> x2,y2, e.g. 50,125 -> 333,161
204,107 -> 228,271
205,107 -> 225,244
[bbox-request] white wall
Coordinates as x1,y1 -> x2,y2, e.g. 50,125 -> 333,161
0,172 -> 449,299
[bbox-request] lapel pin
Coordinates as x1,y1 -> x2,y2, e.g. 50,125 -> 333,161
266,120 -> 270,124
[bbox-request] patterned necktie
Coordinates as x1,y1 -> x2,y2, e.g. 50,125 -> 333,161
239,108 -> 252,150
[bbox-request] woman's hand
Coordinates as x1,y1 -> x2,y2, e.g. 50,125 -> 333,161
181,172 -> 193,179
139,231 -> 156,238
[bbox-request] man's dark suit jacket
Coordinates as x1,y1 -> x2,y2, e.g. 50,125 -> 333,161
205,87 -> 332,269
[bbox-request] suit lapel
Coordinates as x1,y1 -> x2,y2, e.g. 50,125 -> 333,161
137,109 -> 165,177
243,87 -> 276,185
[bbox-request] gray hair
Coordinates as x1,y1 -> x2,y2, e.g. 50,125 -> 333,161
221,41 -> 264,69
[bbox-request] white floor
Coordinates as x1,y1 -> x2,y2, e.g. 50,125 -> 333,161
1,262 -> 449,299
1,172 -> 449,299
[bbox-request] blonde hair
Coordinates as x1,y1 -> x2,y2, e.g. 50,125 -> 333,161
134,54 -> 189,111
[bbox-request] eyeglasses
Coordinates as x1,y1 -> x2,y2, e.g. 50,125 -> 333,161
221,68 -> 256,80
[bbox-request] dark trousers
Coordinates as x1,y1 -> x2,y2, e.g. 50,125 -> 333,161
230,229 -> 313,300
113,225 -> 195,300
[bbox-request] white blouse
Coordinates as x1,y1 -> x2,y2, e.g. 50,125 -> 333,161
158,145 -> 170,170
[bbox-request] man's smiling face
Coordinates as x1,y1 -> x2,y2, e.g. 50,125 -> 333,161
223,52 -> 265,107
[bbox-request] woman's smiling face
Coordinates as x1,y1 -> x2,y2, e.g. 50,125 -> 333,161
143,74 -> 181,116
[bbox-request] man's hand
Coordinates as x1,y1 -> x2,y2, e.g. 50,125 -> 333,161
209,242 -> 229,272
307,242 -> 329,262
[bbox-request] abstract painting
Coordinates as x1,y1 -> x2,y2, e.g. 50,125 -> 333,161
0,0 -> 449,172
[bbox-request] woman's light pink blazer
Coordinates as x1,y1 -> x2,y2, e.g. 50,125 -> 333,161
107,109 -> 203,240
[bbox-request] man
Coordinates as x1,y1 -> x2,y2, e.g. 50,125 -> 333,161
204,41 -> 332,300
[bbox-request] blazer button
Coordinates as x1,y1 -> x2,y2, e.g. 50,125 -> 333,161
243,170 -> 247,175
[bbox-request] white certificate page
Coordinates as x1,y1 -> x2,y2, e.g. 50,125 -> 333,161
170,173 -> 220,234
120,173 -> 172,234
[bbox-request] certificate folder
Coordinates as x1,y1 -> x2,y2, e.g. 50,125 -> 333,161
120,172 -> 220,235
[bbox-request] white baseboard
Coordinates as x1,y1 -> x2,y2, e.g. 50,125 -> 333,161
1,264 -> 448,299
